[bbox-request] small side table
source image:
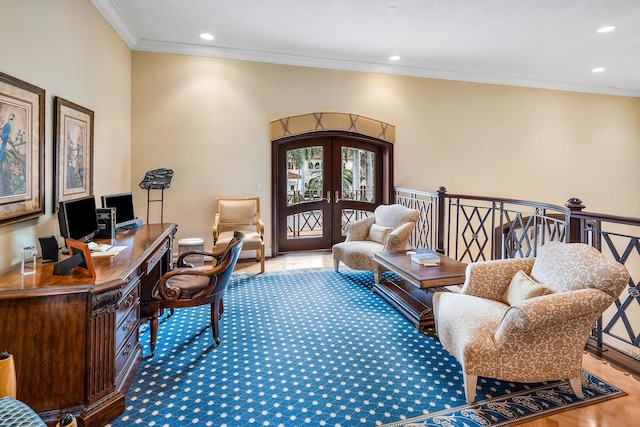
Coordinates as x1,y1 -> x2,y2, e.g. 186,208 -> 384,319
178,238 -> 205,266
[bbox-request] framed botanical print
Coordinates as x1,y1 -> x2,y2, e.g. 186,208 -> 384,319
0,72 -> 45,226
53,96 -> 94,212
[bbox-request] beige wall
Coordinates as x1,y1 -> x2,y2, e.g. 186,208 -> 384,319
2,1 -> 639,272
132,52 -> 640,254
0,0 -> 131,272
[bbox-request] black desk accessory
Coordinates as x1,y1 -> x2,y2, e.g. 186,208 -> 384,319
52,252 -> 85,275
139,168 -> 174,223
96,207 -> 116,239
52,239 -> 96,277
38,235 -> 59,262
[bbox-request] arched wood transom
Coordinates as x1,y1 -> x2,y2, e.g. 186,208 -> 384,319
270,112 -> 395,143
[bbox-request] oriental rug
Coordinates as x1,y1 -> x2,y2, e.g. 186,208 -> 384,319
106,268 -> 624,427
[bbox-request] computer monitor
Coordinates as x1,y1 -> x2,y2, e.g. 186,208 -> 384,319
101,192 -> 137,229
58,196 -> 99,244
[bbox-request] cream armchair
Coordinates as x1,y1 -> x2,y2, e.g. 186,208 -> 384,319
213,197 -> 265,273
332,204 -> 419,283
433,241 -> 630,403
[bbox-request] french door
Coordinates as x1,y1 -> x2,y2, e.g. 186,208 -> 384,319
273,133 -> 393,253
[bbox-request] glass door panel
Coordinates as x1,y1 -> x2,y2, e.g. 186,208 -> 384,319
285,146 -> 325,240
286,146 -> 324,206
275,135 -> 390,253
341,147 -> 376,203
330,139 -> 383,243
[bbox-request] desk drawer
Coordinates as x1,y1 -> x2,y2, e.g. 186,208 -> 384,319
115,330 -> 138,378
144,238 -> 170,275
115,305 -> 138,351
116,285 -> 139,327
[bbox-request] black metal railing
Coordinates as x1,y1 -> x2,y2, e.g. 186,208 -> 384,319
394,186 -> 640,375
286,190 -> 376,238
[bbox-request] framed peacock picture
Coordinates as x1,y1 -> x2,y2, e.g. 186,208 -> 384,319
0,72 -> 45,226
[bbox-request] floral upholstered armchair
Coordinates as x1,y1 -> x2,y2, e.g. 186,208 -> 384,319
332,204 -> 419,283
433,241 -> 630,403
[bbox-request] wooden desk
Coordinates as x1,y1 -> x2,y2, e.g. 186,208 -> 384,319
0,223 -> 177,427
373,249 -> 467,331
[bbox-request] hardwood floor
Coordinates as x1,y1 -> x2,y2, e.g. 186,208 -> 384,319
235,251 -> 640,427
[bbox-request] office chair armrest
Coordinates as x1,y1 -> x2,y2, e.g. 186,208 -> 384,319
155,267 -> 216,300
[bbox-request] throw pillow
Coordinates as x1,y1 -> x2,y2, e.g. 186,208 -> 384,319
503,269 -> 553,305
368,224 -> 393,244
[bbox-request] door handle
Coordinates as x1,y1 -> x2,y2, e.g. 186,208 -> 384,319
324,191 -> 331,204
335,191 -> 341,204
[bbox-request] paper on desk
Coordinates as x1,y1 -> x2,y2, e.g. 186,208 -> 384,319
91,246 -> 127,257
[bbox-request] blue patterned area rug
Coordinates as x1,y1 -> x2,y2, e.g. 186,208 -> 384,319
106,268 -> 624,427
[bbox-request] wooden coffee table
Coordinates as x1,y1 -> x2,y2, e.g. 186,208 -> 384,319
373,249 -> 467,331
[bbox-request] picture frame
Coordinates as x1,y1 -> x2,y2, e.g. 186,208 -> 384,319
65,238 -> 96,278
0,72 -> 45,226
53,96 -> 94,212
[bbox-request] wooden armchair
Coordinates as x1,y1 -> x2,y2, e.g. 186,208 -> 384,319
213,197 -> 265,273
148,232 -> 245,357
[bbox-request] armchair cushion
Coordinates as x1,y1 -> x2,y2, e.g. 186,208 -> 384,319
367,224 -> 393,244
461,257 -> 536,301
502,269 -> 553,305
153,273 -> 210,299
218,199 -> 258,222
345,216 -> 376,242
217,230 -> 262,246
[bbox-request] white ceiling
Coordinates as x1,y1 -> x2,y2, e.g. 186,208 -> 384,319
92,0 -> 640,97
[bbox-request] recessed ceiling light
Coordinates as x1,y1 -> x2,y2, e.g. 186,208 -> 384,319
389,55 -> 401,61
200,33 -> 214,41
592,67 -> 606,73
597,26 -> 616,33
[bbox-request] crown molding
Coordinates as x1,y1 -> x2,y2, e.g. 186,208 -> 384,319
134,39 -> 640,98
93,0 -> 640,98
91,0 -> 138,49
